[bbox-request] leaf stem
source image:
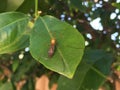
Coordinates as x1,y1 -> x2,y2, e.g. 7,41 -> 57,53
35,0 -> 38,18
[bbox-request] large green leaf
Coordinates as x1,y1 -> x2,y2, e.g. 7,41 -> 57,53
30,15 -> 85,78
0,12 -> 29,54
57,50 -> 113,90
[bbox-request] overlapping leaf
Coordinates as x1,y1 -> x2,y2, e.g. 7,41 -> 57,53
57,50 -> 113,90
0,12 -> 29,54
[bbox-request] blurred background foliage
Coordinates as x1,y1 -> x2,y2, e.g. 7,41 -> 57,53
0,0 -> 120,90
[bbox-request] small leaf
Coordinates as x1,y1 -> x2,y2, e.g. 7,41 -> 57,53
0,12 -> 29,54
30,15 -> 85,78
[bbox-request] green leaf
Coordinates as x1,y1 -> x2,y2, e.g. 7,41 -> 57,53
12,57 -> 36,82
112,3 -> 120,9
30,15 -> 85,78
0,0 -> 7,12
6,0 -> 24,11
57,62 -> 90,90
0,82 -> 13,90
0,12 -> 29,54
57,50 -> 113,90
17,0 -> 35,13
21,78 -> 35,90
69,0 -> 87,12
0,0 -> 24,12
12,59 -> 19,72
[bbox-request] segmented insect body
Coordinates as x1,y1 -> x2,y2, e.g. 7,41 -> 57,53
48,38 -> 56,58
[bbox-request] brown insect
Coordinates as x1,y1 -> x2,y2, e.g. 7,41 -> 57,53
48,38 -> 56,58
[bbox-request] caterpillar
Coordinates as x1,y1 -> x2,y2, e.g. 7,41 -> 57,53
48,38 -> 56,58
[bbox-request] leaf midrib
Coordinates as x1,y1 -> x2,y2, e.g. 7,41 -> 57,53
40,17 -> 71,73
